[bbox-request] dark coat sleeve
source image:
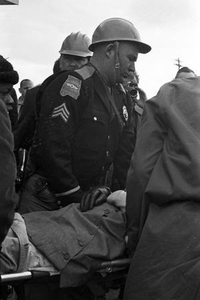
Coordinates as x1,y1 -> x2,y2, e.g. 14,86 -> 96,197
0,99 -> 18,246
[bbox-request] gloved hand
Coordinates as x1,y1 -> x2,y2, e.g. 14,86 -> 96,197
80,186 -> 111,212
57,189 -> 84,207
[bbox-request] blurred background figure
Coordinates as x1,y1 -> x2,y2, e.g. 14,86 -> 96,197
9,88 -> 18,130
18,79 -> 34,115
122,71 -> 147,110
175,66 -> 196,79
122,71 -> 147,142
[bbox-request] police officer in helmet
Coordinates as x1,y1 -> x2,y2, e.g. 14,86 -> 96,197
18,18 -> 151,214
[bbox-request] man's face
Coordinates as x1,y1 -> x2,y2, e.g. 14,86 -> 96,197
0,83 -> 14,111
122,71 -> 138,90
60,54 -> 89,71
19,80 -> 34,98
117,42 -> 138,83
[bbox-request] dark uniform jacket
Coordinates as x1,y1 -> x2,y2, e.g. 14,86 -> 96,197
30,63 -> 135,196
0,99 -> 18,246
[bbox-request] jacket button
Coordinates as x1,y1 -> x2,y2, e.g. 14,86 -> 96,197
65,253 -> 69,260
78,240 -> 84,247
88,229 -> 95,235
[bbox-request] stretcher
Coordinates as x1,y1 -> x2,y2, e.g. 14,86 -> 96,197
0,258 -> 131,300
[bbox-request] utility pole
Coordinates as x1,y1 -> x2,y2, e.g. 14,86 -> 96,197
174,58 -> 182,70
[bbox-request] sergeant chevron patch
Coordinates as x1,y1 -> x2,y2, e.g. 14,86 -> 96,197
60,75 -> 81,99
51,103 -> 70,123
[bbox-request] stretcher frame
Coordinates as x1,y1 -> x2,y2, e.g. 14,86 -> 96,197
0,258 -> 131,300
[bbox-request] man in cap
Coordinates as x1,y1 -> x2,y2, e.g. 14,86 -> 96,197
18,18 -> 151,214
0,55 -> 19,248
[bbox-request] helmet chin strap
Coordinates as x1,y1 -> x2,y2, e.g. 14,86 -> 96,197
114,41 -> 121,84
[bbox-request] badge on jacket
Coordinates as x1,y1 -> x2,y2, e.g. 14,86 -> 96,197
60,75 -> 82,100
122,105 -> 128,122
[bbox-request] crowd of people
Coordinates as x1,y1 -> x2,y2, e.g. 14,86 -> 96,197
0,16 -> 200,300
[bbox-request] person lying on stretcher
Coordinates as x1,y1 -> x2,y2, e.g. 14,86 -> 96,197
0,189 -> 127,288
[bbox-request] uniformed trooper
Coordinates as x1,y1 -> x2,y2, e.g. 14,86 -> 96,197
18,17 -> 151,214
14,32 -> 92,194
14,31 -> 92,153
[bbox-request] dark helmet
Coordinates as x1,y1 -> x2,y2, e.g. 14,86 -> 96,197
89,18 -> 151,54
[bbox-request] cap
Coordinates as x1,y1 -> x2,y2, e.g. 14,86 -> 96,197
0,55 -> 19,85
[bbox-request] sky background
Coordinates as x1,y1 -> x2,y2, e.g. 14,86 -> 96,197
1,0 -> 200,98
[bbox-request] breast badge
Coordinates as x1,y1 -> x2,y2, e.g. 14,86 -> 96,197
122,105 -> 128,122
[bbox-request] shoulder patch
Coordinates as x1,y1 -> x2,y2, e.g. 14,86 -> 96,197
60,75 -> 81,99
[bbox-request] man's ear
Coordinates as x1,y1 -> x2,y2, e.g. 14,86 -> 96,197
105,43 -> 115,59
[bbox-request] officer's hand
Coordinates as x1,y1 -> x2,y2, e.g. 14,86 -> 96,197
80,186 -> 111,212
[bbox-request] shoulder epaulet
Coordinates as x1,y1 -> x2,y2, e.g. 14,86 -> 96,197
75,65 -> 95,80
117,83 -> 126,94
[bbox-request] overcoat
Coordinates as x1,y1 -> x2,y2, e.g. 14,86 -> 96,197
125,76 -> 200,299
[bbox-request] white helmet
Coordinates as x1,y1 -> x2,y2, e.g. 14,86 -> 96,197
59,32 -> 92,57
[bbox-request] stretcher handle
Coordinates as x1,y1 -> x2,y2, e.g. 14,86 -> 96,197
0,258 -> 131,284
98,258 -> 131,272
0,270 -> 51,284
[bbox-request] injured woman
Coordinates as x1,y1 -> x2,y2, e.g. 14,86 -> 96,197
0,190 -> 127,288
